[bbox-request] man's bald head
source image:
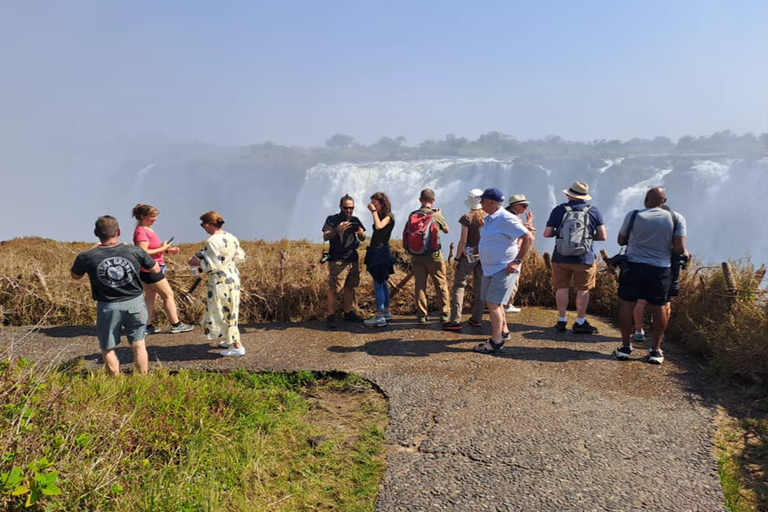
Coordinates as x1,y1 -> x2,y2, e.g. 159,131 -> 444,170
645,187 -> 667,208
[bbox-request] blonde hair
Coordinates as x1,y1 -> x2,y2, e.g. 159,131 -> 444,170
132,204 -> 159,225
200,210 -> 225,228
470,209 -> 485,227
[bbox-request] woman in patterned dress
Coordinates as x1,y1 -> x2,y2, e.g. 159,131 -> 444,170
188,211 -> 247,356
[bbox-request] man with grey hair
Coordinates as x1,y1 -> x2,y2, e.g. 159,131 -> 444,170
71,215 -> 161,376
473,188 -> 535,354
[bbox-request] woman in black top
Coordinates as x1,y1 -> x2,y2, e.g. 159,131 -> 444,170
363,192 -> 395,327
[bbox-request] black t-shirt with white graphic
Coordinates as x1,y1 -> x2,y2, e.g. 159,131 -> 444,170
71,244 -> 157,302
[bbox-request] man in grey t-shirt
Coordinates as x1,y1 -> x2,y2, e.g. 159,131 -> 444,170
71,215 -> 160,375
613,187 -> 689,365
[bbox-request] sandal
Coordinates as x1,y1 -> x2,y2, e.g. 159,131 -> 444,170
472,338 -> 505,354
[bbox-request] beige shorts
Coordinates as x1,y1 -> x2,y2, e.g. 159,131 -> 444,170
329,260 -> 360,294
551,262 -> 597,291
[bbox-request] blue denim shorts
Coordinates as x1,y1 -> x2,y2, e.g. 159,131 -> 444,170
96,295 -> 148,350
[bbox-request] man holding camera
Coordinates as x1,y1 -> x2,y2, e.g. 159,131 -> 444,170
322,194 -> 366,328
614,187 -> 688,365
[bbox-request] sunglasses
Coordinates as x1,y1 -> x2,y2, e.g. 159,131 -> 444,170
200,222 -> 207,227
342,206 -> 354,211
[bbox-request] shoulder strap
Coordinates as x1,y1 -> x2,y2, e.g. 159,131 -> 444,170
625,210 -> 639,243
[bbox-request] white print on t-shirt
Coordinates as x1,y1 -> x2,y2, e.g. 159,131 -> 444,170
97,257 -> 135,287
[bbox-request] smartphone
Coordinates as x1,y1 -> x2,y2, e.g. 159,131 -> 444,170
167,236 -> 175,244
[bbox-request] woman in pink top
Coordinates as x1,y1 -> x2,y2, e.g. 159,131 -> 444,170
132,204 -> 193,335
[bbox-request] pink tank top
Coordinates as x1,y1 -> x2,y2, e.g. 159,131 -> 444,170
133,226 -> 164,270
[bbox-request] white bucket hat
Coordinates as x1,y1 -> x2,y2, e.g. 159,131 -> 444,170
464,188 -> 483,210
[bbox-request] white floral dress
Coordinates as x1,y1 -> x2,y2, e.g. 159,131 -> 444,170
198,232 -> 247,345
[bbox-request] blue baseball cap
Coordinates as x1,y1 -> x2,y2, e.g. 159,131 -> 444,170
480,188 -> 505,203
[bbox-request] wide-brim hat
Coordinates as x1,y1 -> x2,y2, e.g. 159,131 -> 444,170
507,194 -> 530,207
464,188 -> 483,210
563,181 -> 591,200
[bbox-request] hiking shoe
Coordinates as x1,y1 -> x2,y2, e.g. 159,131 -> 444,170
572,320 -> 598,334
501,331 -> 511,342
363,316 -> 387,328
555,320 -> 567,332
633,332 -> 645,342
614,344 -> 633,360
382,311 -> 392,321
417,315 -> 428,324
170,322 -> 194,334
344,311 -> 364,323
505,306 -> 522,313
326,315 -> 338,329
221,346 -> 245,357
145,324 -> 159,335
442,321 -> 463,331
467,318 -> 482,328
648,349 -> 664,365
440,314 -> 450,323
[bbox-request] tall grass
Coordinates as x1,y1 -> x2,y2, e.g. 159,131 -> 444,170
0,359 -> 387,511
0,237 -> 766,389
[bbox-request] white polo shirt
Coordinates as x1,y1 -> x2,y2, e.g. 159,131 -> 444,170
479,207 -> 528,276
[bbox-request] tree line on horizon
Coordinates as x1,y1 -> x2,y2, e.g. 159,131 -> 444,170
239,129 -> 767,167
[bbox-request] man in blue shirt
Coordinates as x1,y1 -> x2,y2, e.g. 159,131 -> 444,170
543,181 -> 607,334
474,188 -> 534,354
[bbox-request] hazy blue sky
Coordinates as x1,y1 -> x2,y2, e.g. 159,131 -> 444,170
2,0 -> 767,147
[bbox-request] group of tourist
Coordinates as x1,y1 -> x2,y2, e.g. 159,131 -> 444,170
321,181 -> 688,364
71,179 -> 688,376
71,206 -> 248,375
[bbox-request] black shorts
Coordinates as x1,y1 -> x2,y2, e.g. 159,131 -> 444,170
617,262 -> 671,306
140,264 -> 166,285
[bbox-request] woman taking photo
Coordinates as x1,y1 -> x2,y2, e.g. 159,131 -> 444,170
132,204 -> 194,334
443,189 -> 486,331
363,192 -> 395,327
188,211 -> 247,356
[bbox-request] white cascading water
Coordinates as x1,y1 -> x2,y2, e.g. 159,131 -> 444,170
288,156 -> 768,266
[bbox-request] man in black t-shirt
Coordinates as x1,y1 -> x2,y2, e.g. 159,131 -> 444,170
71,215 -> 160,375
322,194 -> 366,328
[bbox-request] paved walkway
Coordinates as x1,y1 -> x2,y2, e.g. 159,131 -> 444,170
0,308 -> 726,511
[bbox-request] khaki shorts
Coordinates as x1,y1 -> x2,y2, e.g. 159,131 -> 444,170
551,262 -> 597,291
329,260 -> 360,294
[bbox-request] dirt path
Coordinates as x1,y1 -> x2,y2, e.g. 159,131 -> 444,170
0,308 -> 726,511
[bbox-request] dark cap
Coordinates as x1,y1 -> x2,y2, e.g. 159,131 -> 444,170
480,188 -> 504,203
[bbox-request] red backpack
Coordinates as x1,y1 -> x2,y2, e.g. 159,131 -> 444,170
403,210 -> 441,255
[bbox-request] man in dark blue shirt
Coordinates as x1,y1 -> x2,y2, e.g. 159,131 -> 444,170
543,181 -> 607,334
322,194 -> 366,328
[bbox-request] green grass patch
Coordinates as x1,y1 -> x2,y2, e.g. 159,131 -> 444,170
0,359 -> 387,511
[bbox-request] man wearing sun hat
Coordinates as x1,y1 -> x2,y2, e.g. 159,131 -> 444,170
543,181 -> 607,334
504,194 -> 536,313
472,188 -> 535,354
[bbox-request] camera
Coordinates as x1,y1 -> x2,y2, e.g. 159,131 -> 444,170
669,253 -> 689,297
319,251 -> 330,264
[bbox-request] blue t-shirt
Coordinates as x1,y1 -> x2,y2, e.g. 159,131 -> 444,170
545,200 -> 604,265
479,208 -> 528,276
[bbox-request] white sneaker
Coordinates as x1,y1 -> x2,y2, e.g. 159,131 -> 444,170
505,306 -> 522,313
221,346 -> 245,357
364,316 -> 387,327
219,340 -> 230,348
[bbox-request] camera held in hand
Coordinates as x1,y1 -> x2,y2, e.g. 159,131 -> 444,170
669,253 -> 689,297
319,251 -> 330,264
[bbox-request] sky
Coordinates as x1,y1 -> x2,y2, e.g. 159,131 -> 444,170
1,0 -> 767,149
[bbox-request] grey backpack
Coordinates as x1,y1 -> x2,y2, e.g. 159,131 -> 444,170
555,204 -> 593,257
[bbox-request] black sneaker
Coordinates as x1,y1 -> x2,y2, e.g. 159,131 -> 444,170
344,311 -> 364,323
467,318 -> 482,328
648,349 -> 664,365
555,320 -> 567,332
614,344 -> 633,360
326,315 -> 338,329
145,324 -> 159,335
442,321 -> 463,331
572,320 -> 598,334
